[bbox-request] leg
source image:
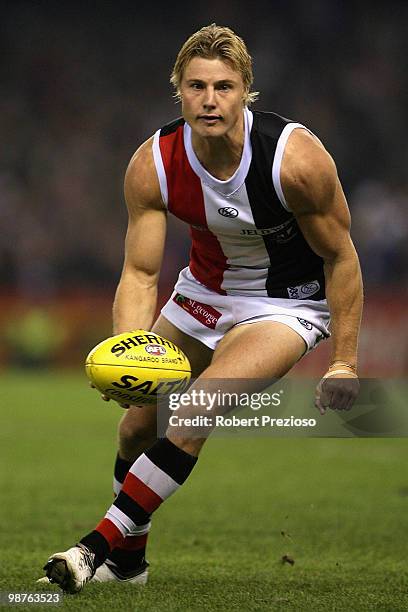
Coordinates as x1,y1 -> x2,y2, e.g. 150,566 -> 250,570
116,313 -> 213,457
166,321 -> 306,455
84,323 -> 303,557
43,322 -> 303,592
105,315 -> 214,578
117,314 -> 214,460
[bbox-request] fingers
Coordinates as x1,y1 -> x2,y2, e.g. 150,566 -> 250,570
89,381 -> 129,408
315,374 -> 359,414
89,380 -> 110,401
89,381 -> 109,400
314,380 -> 332,415
315,402 -> 327,416
314,398 -> 326,415
342,380 -> 360,411
344,394 -> 356,411
315,376 -> 336,414
332,377 -> 359,412
331,392 -> 349,411
314,381 -> 324,414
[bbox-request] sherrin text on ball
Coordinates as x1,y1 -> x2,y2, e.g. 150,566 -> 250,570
85,330 -> 191,406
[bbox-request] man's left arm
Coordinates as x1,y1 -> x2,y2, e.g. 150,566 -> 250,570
280,129 -> 363,413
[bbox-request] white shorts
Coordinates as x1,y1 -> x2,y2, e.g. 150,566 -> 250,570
161,267 -> 330,353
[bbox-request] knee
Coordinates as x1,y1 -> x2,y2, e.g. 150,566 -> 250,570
118,418 -> 155,446
166,429 -> 206,457
118,412 -> 156,452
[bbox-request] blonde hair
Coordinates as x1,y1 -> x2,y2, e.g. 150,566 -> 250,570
170,24 -> 259,105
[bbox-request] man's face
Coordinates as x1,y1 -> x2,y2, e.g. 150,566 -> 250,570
180,57 -> 246,138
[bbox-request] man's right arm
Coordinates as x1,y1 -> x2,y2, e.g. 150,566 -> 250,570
113,137 -> 167,334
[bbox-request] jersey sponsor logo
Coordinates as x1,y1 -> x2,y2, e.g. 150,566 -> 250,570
297,318 -> 313,331
145,344 -> 167,356
240,218 -> 297,242
218,206 -> 239,218
173,293 -> 222,329
287,281 -> 320,299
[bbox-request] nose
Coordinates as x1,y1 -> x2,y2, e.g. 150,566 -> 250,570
203,87 -> 216,109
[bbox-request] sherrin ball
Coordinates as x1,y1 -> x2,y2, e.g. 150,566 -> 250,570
85,330 -> 191,406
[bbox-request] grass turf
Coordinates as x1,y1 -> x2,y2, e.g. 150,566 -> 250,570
1,371 -> 408,611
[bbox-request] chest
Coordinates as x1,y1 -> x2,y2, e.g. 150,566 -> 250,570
168,178 -> 296,245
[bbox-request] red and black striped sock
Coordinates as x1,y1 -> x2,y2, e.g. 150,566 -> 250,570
109,453 -> 151,572
80,438 -> 197,566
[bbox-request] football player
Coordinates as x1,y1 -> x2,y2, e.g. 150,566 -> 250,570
40,24 -> 362,592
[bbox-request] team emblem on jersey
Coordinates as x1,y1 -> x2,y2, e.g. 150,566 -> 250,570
218,207 -> 239,218
287,281 -> 320,299
300,282 -> 320,296
268,218 -> 298,243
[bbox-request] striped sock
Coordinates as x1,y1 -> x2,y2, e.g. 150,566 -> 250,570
113,454 -> 132,497
80,438 -> 197,565
109,454 -> 151,572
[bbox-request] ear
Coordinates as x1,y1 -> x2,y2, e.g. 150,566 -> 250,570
172,89 -> 182,104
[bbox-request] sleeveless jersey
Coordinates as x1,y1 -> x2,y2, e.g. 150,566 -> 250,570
152,108 -> 325,300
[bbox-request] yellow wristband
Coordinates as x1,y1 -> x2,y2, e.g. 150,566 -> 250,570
329,361 -> 357,373
324,369 -> 358,379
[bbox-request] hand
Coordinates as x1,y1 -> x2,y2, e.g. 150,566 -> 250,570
315,365 -> 359,415
88,382 -> 130,409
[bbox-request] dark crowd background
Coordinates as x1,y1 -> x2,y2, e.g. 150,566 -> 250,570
0,1 -> 407,372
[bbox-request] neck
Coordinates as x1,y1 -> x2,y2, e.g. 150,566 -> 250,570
191,111 -> 245,181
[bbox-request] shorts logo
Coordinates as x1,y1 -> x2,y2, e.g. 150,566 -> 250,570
218,207 -> 239,218
173,293 -> 222,329
287,281 -> 320,299
145,344 -> 167,356
297,318 -> 313,330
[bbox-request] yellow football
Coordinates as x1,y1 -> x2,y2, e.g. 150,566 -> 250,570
85,330 -> 191,406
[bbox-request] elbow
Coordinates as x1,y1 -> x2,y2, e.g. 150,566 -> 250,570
323,237 -> 360,267
119,265 -> 159,291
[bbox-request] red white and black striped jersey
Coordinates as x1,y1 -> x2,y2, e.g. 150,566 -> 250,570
152,108 -> 325,300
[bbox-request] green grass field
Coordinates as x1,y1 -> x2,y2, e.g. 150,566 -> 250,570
1,372 -> 408,611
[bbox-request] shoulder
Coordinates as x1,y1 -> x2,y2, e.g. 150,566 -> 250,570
251,110 -> 293,138
124,137 -> 165,212
280,128 -> 338,215
159,116 -> 185,136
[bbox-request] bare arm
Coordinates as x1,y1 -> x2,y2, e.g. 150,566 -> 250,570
113,137 -> 167,334
281,129 -> 363,369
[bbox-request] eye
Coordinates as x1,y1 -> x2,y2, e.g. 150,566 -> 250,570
190,83 -> 203,90
218,83 -> 232,91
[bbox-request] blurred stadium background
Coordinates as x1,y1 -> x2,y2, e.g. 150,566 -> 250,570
2,4 -> 408,608
1,0 -> 407,375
